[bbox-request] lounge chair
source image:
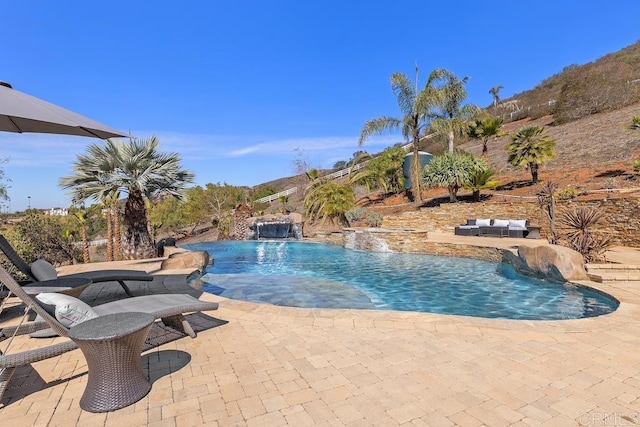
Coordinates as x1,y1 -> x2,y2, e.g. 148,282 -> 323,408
0,234 -> 153,297
0,264 -> 219,403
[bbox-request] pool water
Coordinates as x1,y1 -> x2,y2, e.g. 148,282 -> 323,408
184,241 -> 618,320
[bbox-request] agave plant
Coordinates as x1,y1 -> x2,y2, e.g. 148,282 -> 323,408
559,206 -> 612,262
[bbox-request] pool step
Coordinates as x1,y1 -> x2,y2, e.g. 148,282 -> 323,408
585,264 -> 640,282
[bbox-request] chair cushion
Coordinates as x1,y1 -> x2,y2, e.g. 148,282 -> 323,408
492,219 -> 509,227
31,259 -> 59,281
509,219 -> 527,230
475,219 -> 491,227
35,292 -> 98,328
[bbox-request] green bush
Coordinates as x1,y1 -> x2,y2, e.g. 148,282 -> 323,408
556,186 -> 579,200
630,115 -> 640,129
345,207 -> 368,224
633,159 -> 640,174
365,212 -> 383,227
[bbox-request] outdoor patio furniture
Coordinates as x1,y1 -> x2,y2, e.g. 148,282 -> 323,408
455,219 -> 532,238
0,265 -> 219,404
0,234 -> 154,297
69,312 -> 154,412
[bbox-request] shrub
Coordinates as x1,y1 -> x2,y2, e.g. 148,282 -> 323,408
345,207 -> 368,224
557,186 -> 579,200
365,212 -> 383,227
630,115 -> 640,129
633,159 -> 640,175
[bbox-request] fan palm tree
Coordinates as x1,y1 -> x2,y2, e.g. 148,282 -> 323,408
429,69 -> 480,153
359,69 -> 438,203
507,126 -> 557,183
489,85 -> 503,107
60,136 -> 194,260
468,116 -> 504,160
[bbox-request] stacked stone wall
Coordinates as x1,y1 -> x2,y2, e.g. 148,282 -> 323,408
381,197 -> 640,247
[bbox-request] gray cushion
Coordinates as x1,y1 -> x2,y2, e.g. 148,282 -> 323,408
35,292 -> 98,327
31,259 -> 59,281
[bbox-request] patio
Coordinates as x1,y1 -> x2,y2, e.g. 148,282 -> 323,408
1,241 -> 640,426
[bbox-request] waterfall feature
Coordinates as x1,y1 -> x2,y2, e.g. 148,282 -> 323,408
343,228 -> 391,252
248,215 -> 302,240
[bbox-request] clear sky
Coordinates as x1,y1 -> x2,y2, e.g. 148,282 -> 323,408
1,1 -> 638,212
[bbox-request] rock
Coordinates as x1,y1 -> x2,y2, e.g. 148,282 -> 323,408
503,244 -> 589,282
161,250 -> 210,271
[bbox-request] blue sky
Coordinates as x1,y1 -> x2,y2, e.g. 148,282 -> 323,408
1,1 -> 638,211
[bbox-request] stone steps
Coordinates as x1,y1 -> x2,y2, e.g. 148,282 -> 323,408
585,264 -> 640,282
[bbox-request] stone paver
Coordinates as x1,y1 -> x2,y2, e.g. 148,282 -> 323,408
2,242 -> 640,426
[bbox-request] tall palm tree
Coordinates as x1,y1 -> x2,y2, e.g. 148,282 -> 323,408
489,85 -> 503,107
359,69 -> 438,203
429,69 -> 480,153
74,209 -> 91,263
468,116 -> 504,160
507,126 -> 557,183
60,136 -> 194,260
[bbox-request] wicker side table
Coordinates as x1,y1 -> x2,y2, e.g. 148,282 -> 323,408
69,312 -> 154,412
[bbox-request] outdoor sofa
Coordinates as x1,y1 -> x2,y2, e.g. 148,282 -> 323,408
454,218 -> 531,238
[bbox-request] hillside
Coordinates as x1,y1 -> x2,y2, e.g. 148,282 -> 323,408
251,41 -> 640,219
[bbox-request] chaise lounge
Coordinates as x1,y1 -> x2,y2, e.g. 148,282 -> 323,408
0,234 -> 154,297
0,264 -> 219,406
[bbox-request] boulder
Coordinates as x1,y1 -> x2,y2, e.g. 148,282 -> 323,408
161,250 -> 210,271
503,244 -> 589,282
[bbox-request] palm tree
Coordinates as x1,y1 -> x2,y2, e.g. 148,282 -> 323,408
507,126 -> 557,183
74,209 -> 91,263
468,116 -> 504,160
429,69 -> 480,153
462,168 -> 499,201
60,136 -> 194,260
489,85 -> 503,107
359,69 -> 438,203
304,181 -> 355,225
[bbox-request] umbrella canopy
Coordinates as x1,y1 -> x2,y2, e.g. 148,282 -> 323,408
0,81 -> 128,139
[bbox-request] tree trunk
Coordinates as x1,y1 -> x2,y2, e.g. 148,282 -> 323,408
121,190 -> 155,260
447,130 -> 455,153
473,189 -> 480,202
448,184 -> 458,202
114,200 -> 122,260
81,225 -> 90,263
482,138 -> 489,160
529,162 -> 539,183
106,206 -> 113,261
410,142 -> 423,204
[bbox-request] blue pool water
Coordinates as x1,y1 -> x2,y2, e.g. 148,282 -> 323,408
183,241 -> 618,320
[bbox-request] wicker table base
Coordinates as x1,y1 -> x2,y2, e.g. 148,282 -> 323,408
69,312 -> 154,412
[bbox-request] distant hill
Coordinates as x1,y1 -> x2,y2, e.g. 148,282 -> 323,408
490,40 -> 640,124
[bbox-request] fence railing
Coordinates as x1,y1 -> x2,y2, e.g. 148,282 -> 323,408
256,134 -> 436,204
255,186 -> 299,203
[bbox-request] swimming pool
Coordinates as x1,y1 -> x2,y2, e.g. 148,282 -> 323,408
184,241 -> 618,320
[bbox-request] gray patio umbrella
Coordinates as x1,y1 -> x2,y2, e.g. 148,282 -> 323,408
0,81 -> 128,139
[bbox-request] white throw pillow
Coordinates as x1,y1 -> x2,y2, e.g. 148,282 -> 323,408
35,293 -> 98,328
492,219 -> 509,227
509,219 -> 527,229
475,218 -> 491,227
31,259 -> 59,281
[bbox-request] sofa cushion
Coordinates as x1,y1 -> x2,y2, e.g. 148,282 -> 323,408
492,219 -> 509,228
509,219 -> 527,230
475,218 -> 491,227
35,292 -> 98,328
